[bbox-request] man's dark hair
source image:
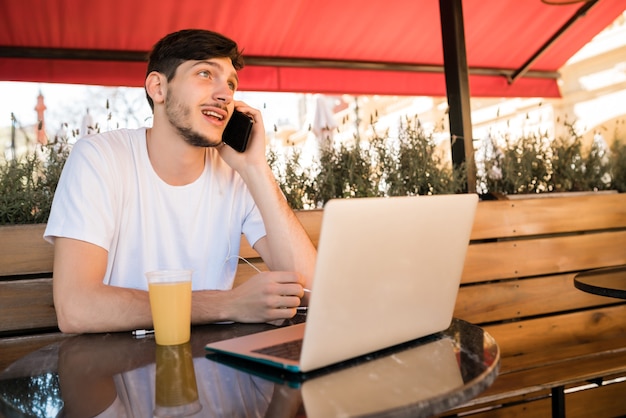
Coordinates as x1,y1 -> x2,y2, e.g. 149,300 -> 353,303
145,29 -> 245,110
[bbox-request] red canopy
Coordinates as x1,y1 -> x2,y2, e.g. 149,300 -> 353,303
0,0 -> 624,97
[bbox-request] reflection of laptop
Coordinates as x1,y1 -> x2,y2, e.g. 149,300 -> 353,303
207,335 -> 463,416
205,194 -> 478,373
302,336 -> 463,417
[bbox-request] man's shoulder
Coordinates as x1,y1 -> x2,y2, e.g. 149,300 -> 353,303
68,128 -> 146,176
77,128 -> 144,148
72,128 -> 145,160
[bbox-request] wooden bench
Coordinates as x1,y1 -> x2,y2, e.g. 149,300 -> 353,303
2,193 -> 626,417
0,224 -> 64,370
439,192 -> 626,417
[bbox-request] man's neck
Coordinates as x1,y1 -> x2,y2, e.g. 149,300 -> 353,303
145,127 -> 206,186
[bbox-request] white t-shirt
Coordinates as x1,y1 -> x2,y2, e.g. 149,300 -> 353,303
44,128 -> 266,291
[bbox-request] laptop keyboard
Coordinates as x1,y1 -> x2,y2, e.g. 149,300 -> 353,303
253,339 -> 303,360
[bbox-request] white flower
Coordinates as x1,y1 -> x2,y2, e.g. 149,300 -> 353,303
488,165 -> 503,180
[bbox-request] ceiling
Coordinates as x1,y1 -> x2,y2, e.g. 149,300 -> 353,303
0,0 -> 624,98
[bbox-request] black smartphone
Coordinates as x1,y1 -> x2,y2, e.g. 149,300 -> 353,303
222,110 -> 253,152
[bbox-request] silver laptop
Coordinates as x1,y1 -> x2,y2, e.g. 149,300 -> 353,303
205,194 -> 478,373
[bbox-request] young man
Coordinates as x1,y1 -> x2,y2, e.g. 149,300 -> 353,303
44,29 -> 316,334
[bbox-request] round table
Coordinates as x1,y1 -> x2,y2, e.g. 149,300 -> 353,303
574,265 -> 626,299
0,317 -> 499,418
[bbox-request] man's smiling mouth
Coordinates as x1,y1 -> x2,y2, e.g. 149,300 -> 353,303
202,110 -> 224,120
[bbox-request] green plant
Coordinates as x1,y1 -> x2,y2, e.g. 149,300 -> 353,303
380,116 -> 465,197
482,129 -> 551,195
4,114 -> 625,225
267,147 -> 315,210
549,121 -> 611,192
610,139 -> 626,192
269,114 -> 465,208
312,139 -> 381,205
0,140 -> 70,224
548,123 -> 585,192
480,118 -> 616,196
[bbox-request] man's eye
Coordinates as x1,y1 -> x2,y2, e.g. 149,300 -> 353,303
198,70 -> 211,78
228,81 -> 237,91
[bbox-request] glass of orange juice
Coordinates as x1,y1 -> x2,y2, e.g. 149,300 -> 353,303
146,269 -> 193,346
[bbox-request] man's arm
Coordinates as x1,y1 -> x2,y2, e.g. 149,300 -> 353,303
218,102 -> 317,290
53,237 -> 310,333
53,237 -> 151,333
213,166 -> 317,320
242,166 -> 316,290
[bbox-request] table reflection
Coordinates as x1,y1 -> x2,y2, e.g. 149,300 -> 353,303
154,343 -> 202,417
292,337 -> 463,417
0,318 -> 499,418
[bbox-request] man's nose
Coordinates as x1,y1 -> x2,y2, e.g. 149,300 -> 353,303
214,83 -> 234,104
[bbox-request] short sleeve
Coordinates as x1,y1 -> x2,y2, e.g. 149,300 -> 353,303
44,136 -> 120,250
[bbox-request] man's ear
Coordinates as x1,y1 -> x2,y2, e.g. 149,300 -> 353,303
145,71 -> 166,105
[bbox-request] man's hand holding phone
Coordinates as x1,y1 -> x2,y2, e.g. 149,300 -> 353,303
222,109 -> 253,153
218,102 -> 268,175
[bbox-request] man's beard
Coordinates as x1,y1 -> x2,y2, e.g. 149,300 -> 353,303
165,92 -> 222,148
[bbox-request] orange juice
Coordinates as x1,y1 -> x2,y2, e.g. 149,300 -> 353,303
147,270 -> 192,346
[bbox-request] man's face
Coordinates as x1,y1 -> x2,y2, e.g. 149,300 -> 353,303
164,57 -> 239,147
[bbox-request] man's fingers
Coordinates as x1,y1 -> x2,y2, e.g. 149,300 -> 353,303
280,282 -> 305,297
271,295 -> 301,309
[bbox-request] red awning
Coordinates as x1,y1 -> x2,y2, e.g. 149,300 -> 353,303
0,0 -> 624,97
